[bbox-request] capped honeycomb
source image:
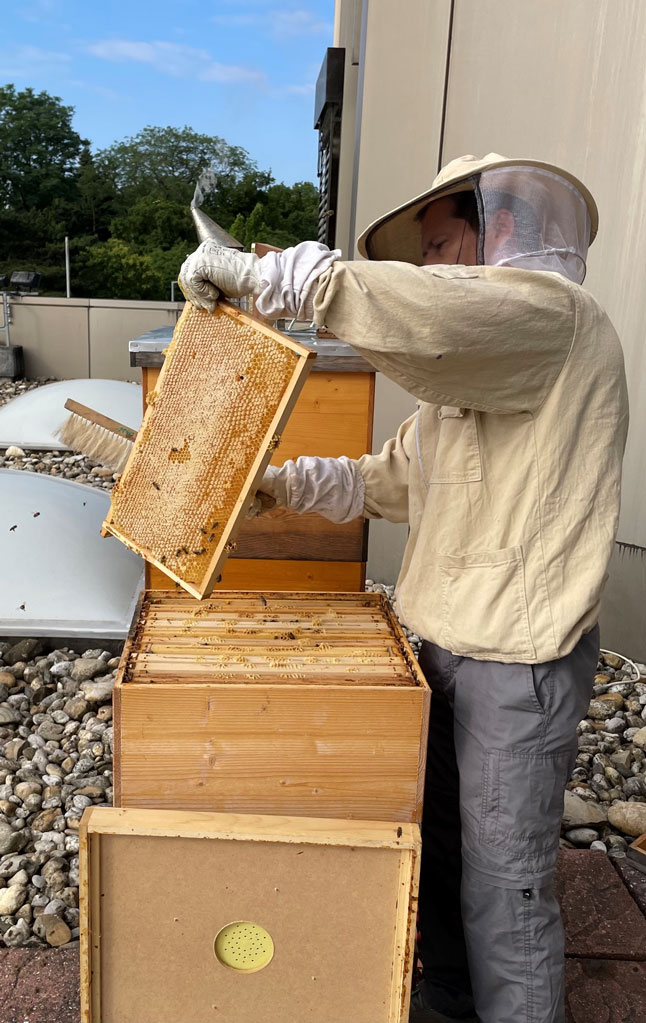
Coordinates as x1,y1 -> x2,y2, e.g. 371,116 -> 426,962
102,302 -> 314,598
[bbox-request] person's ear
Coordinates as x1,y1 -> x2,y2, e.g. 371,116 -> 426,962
491,208 -> 514,242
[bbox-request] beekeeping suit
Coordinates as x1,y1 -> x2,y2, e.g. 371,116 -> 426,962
179,154 -> 629,1023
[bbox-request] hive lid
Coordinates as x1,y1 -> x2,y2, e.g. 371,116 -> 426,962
102,302 -> 315,598
0,471 -> 144,638
117,589 -> 427,688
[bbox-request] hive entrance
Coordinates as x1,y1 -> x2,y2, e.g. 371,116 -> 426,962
102,302 -> 315,598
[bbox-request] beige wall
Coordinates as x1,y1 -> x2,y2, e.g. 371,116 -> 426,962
335,0 -> 453,583
333,0 -> 363,259
8,296 -> 183,382
349,0 -> 452,254
442,0 -> 645,550
335,0 -> 646,656
440,0 -> 646,654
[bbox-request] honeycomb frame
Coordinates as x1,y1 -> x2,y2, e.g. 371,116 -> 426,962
102,301 -> 315,598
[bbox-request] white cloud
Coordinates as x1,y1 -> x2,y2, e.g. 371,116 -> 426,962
85,39 -> 265,86
279,82 -> 315,96
68,79 -> 119,101
269,9 -> 332,36
212,7 -> 332,37
0,45 -> 71,79
200,63 -> 266,85
212,14 -> 258,29
18,0 -> 60,24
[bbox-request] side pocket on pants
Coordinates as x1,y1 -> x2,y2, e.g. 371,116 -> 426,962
480,748 -> 571,869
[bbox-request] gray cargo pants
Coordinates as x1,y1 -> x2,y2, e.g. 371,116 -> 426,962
417,626 -> 599,1023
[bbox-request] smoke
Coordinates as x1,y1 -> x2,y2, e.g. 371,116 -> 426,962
191,167 -> 219,209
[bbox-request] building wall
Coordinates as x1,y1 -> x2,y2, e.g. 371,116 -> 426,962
334,0 -> 646,656
7,296 -> 184,382
334,0 -> 453,584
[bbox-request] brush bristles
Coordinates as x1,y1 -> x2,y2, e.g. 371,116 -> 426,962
55,412 -> 134,474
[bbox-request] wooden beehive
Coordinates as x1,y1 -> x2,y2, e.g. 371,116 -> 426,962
80,807 -> 420,1023
114,590 -> 430,822
102,301 -> 315,598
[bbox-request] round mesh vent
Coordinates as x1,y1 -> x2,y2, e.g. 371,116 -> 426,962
214,921 -> 274,973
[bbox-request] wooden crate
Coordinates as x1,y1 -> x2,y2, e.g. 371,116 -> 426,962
80,807 -> 420,1023
627,834 -> 646,875
104,301 -> 315,598
114,590 -> 430,823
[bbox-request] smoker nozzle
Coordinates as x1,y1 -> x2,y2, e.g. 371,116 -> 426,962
191,206 -> 243,249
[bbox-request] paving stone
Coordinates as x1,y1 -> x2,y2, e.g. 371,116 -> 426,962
612,854 -> 646,918
0,945 -> 79,1023
556,849 -> 646,960
565,959 -> 646,1022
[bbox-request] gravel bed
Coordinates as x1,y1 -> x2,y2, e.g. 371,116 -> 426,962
0,641 -> 118,949
0,378 -> 56,408
1,379 -> 119,490
1,445 -> 119,490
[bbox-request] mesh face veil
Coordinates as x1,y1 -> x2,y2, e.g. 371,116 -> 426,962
473,166 -> 591,284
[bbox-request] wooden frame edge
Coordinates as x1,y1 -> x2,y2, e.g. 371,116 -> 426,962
79,813 -> 102,1023
388,835 -> 421,1022
82,807 -> 418,850
199,350 -> 316,597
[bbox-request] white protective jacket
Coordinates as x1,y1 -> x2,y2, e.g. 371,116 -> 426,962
271,258 -> 628,664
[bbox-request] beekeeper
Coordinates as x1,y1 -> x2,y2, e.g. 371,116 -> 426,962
179,154 -> 629,1023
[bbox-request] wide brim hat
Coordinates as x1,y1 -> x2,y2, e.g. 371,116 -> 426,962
356,153 -> 599,264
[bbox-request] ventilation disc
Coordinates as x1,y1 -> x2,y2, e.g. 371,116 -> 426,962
214,921 -> 274,973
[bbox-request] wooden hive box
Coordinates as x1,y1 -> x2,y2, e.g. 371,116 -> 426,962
80,807 -> 420,1023
114,590 -> 430,823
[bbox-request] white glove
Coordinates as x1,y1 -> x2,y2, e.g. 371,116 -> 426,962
250,458 -> 365,523
179,240 -> 341,318
179,243 -> 262,311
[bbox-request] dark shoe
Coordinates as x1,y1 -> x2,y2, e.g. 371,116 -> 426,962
409,981 -> 477,1023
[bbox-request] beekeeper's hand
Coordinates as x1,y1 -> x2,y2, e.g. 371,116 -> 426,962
246,488 -> 278,519
179,243 -> 262,312
179,240 -> 341,319
247,458 -> 364,523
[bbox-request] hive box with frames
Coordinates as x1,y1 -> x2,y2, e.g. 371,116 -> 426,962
80,807 -> 421,1023
113,590 -> 430,823
102,301 -> 316,598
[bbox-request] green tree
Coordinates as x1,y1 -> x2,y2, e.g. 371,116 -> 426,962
0,85 -> 90,283
0,85 -> 88,212
110,195 -> 193,251
77,239 -> 161,300
97,125 -> 256,205
0,88 -> 321,299
76,146 -> 118,238
226,182 -> 319,250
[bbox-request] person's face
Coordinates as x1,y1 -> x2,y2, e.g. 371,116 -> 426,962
420,195 -> 478,266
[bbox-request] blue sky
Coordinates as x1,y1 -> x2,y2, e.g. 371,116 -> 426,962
1,0 -> 334,185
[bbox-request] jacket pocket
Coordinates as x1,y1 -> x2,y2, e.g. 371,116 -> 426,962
439,545 -> 536,660
428,407 -> 482,485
